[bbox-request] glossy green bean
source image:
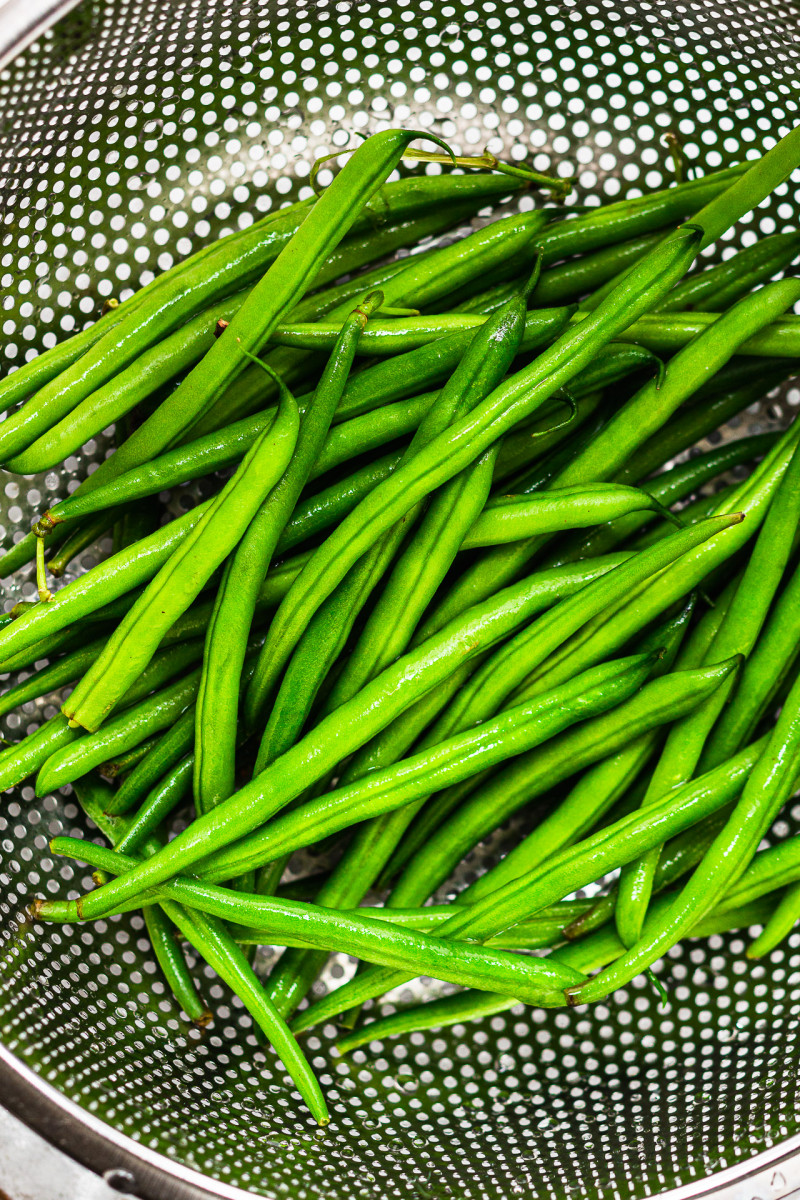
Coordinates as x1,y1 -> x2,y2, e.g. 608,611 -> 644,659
0,638 -> 203,793
429,280 -> 800,623
63,531 -> 725,921
0,504 -> 214,665
108,706 -> 195,815
461,483 -> 675,548
246,226 -> 704,729
37,666 -> 202,794
198,654 -> 656,887
41,837 -> 588,1006
0,634 -> 109,718
568,664 -> 800,1005
65,775 -> 328,1124
67,131 -> 431,496
117,756 -> 194,855
196,294 -> 384,814
256,278 -> 536,769
615,438 -> 800,948
390,658 -> 740,908
289,734 -> 766,1032
333,895 -> 776,1051
65,374 -> 300,732
99,738 -> 162,780
654,230 -> 800,313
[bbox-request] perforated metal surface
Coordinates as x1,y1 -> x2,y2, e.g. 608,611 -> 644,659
2,1 -> 800,1197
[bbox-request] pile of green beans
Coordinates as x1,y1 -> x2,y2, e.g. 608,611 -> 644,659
4,127 -> 800,1124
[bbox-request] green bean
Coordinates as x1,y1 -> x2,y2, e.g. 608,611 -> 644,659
0,634 -> 109,718
117,756 -> 194,855
195,295 -> 384,814
256,276 -> 538,769
430,279 -> 800,624
391,657 -> 740,908
67,776 -> 210,1025
37,666 -> 202,794
108,706 -> 195,815
445,601 -> 698,890
43,836 -> 590,1007
289,733 -> 766,1032
333,895 -> 777,1051
141,904 -> 210,1026
246,225 -> 704,728
64,132 -> 435,496
61,516 -> 732,921
332,307 -> 575,417
615,438 -> 800,948
63,776 -> 328,1123
0,304 -> 129,417
565,433 -> 778,564
460,484 -> 677,548
64,372 -> 300,732
655,231 -> 800,314
198,654 -> 656,887
98,737 -> 162,780
567,662 -> 800,1005
0,503 -> 216,666
7,290 -> 249,475
278,452 -> 404,555
747,881 -> 800,956
413,516 -> 740,777
0,637 -> 202,793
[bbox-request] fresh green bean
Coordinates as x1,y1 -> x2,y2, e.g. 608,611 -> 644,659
117,756 -> 195,855
197,654 -> 656,886
567,664 -> 800,1005
64,372 -> 300,731
428,280 -> 800,625
654,230 -> 800,313
390,658 -> 740,908
37,667 -> 203,794
60,515 -> 735,922
615,438 -> 800,948
289,734 -> 766,1032
333,895 -> 776,1051
108,706 -> 196,815
245,225 -> 704,729
460,484 -> 677,548
65,776 -> 328,1123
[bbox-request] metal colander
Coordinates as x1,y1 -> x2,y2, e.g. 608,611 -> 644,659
2,1 -> 800,1197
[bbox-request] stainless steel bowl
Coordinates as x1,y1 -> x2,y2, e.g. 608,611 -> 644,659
2,1 -> 800,1196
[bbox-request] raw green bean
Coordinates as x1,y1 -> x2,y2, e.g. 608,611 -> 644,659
277,453 -> 404,555
654,230 -> 800,313
256,278 -> 537,769
0,635 -> 108,718
41,840 -> 587,1006
117,756 -> 195,855
333,895 -> 776,1051
246,225 -> 705,728
747,881 -> 800,956
615,438 -> 800,948
108,706 -> 195,815
65,776 -> 328,1124
428,279 -> 800,624
195,293 -> 384,814
567,665 -> 800,1005
198,654 -> 656,886
37,667 -> 203,794
460,484 -> 676,548
390,658 -> 740,908
66,132 -> 433,493
142,904 -> 211,1026
289,734 -> 766,1032
99,737 -> 162,780
65,373 -> 300,731
60,516 -> 735,921
565,433 -> 778,563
